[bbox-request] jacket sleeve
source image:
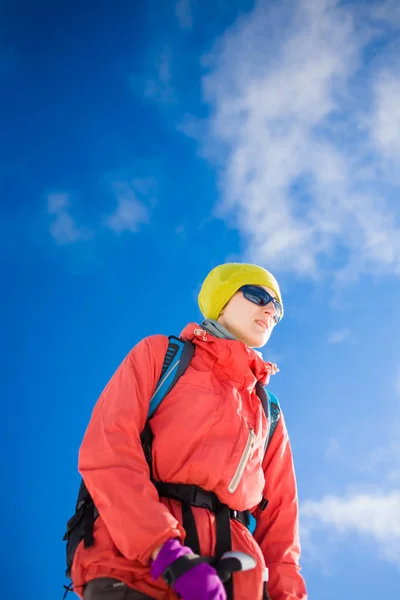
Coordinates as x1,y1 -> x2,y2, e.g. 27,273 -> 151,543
78,334 -> 185,565
253,410 -> 307,600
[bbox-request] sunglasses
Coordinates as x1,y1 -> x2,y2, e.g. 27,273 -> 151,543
240,285 -> 283,324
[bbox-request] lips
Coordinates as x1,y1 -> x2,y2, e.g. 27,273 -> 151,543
255,320 -> 269,330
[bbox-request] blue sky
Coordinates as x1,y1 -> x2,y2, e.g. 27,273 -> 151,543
3,0 -> 400,598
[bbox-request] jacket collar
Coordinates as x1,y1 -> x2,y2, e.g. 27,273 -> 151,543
179,322 -> 276,390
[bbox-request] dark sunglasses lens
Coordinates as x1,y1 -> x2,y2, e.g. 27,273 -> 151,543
242,286 -> 283,323
243,287 -> 269,306
273,302 -> 283,323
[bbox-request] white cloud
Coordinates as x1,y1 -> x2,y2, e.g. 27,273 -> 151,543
48,193 -> 69,214
370,70 -> 400,162
175,0 -> 194,29
327,328 -> 354,344
144,48 -> 175,103
192,0 -> 400,280
372,0 -> 400,26
106,181 -> 149,233
302,490 -> 400,563
302,366 -> 400,566
47,193 -> 90,244
325,438 -> 340,458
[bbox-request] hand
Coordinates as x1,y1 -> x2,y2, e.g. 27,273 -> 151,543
174,561 -> 226,600
151,538 -> 226,600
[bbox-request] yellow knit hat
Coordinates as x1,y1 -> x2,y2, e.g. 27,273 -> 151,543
198,262 -> 283,321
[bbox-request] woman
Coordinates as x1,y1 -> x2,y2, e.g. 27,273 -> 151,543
70,263 -> 307,600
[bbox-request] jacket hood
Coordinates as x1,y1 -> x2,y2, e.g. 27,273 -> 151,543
179,322 -> 277,390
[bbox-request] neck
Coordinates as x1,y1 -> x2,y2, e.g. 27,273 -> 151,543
201,319 -> 237,341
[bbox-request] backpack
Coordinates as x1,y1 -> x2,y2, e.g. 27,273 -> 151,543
63,336 -> 281,580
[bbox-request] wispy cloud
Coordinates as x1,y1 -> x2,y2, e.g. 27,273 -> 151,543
327,328 -> 354,344
175,0 -> 194,29
105,181 -> 149,233
302,490 -> 400,563
47,193 -> 90,244
302,363 -> 400,566
325,438 -> 340,459
369,69 -> 400,164
192,0 -> 400,280
372,0 -> 400,26
144,48 -> 175,103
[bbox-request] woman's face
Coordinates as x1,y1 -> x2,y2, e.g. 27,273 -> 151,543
217,286 -> 278,348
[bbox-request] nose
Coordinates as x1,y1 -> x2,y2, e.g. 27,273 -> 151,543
263,301 -> 277,319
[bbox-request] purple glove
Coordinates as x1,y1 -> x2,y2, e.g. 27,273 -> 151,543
151,538 -> 227,600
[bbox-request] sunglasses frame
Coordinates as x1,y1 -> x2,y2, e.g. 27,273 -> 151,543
240,285 -> 283,324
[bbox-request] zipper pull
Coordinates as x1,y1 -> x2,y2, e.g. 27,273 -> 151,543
194,328 -> 207,341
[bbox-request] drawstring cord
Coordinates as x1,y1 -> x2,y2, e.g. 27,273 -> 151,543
62,583 -> 74,599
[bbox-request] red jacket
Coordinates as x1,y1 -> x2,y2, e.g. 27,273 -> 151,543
72,323 -> 307,600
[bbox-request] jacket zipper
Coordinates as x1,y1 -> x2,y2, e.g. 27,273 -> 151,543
228,428 -> 256,494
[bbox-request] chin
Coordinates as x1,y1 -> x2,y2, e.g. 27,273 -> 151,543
236,325 -> 271,348
252,332 -> 271,348
246,335 -> 268,348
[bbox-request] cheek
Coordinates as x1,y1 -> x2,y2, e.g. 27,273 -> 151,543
226,296 -> 248,318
